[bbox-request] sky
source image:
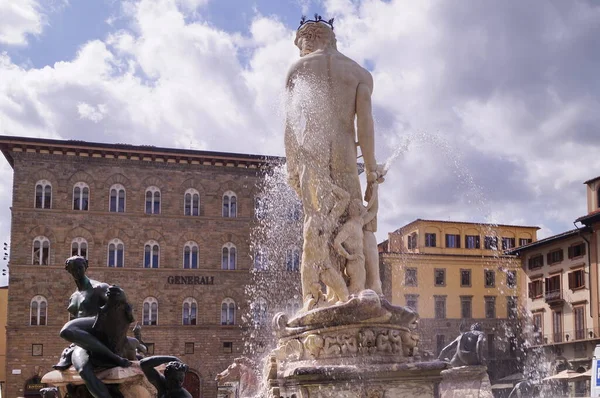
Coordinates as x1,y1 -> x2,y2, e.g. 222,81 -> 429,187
1,0 -> 599,286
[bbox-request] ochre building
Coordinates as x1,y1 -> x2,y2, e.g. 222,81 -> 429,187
0,135 -> 277,398
379,219 -> 539,381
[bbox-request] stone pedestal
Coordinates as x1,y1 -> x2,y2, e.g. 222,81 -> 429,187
439,365 -> 493,398
266,290 -> 448,398
41,362 -> 156,398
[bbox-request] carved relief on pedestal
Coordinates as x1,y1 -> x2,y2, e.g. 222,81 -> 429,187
279,326 -> 417,361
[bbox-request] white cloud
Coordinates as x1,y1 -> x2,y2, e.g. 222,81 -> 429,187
0,0 -> 45,46
0,0 -> 599,270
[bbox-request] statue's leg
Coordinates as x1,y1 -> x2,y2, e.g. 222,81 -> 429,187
72,347 -> 112,398
345,256 -> 366,295
60,319 -> 130,368
363,231 -> 382,294
320,264 -> 349,303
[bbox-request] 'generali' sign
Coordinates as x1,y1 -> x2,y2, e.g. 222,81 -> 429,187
167,275 -> 215,285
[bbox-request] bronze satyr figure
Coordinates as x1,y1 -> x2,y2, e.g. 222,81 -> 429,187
438,323 -> 486,367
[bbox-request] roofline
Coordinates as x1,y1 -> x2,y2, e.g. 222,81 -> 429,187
379,251 -> 518,260
0,135 -> 283,169
583,176 -> 600,185
506,227 -> 590,255
392,218 -> 540,234
575,211 -> 600,226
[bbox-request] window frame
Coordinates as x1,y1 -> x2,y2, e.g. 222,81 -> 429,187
30,295 -> 48,326
405,267 -> 417,287
434,296 -> 446,319
484,296 -> 496,319
460,296 -> 472,319
221,242 -> 237,270
32,236 -> 50,265
528,279 -> 543,299
425,233 -> 436,247
144,186 -> 161,215
547,249 -> 564,265
72,182 -> 90,211
71,237 -> 88,259
465,235 -> 480,249
182,297 -> 198,326
506,270 -> 517,289
434,268 -> 446,287
184,188 -> 200,216
528,254 -> 544,270
221,298 -> 236,325
460,269 -> 471,287
107,238 -> 125,267
568,268 -> 585,290
183,241 -> 199,269
34,180 -> 52,209
285,247 -> 301,272
222,191 -> 237,218
445,234 -> 461,248
144,240 -> 160,269
484,269 -> 495,288
142,297 -> 159,326
109,184 -> 126,213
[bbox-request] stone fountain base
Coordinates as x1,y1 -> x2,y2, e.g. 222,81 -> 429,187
439,365 -> 493,398
41,362 -> 156,397
266,290 -> 448,398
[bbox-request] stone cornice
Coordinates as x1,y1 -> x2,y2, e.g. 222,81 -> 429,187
0,135 -> 282,170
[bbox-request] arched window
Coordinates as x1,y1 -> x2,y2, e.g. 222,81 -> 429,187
253,247 -> 267,270
221,298 -> 236,325
144,240 -> 160,268
182,297 -> 197,325
107,238 -> 124,267
183,241 -> 199,269
254,196 -> 268,220
73,182 -> 90,211
30,295 -> 47,326
222,191 -> 237,218
184,188 -> 200,216
221,243 -> 236,270
109,184 -> 126,213
145,186 -> 161,215
142,297 -> 158,325
251,297 -> 268,326
71,237 -> 88,259
35,180 -> 52,209
285,247 -> 301,272
32,236 -> 50,265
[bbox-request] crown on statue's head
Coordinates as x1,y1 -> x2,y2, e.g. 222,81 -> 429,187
298,14 -> 334,31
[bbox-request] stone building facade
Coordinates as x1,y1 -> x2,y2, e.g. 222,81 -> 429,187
0,135 -> 278,398
509,228 -> 595,396
379,219 -> 539,382
0,286 -> 7,398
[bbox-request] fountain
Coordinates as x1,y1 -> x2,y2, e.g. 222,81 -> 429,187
240,14 -> 498,398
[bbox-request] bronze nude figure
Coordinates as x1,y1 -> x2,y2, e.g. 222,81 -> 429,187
140,356 -> 193,398
53,256 -> 132,398
438,323 -> 486,367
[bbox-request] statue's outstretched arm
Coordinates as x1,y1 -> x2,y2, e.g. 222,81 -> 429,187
437,338 -> 459,361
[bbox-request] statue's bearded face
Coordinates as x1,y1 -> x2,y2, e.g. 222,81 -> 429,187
295,23 -> 336,56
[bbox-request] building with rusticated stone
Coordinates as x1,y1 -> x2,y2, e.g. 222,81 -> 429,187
379,219 -> 539,382
0,135 -> 282,398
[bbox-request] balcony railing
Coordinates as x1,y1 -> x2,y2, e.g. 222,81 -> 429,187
535,327 -> 599,346
545,289 -> 564,304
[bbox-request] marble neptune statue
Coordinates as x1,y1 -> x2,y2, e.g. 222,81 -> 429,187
285,15 -> 386,311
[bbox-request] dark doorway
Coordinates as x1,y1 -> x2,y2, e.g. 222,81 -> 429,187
184,371 -> 201,398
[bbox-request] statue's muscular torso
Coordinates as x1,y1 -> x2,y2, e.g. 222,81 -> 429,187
288,48 -> 373,201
